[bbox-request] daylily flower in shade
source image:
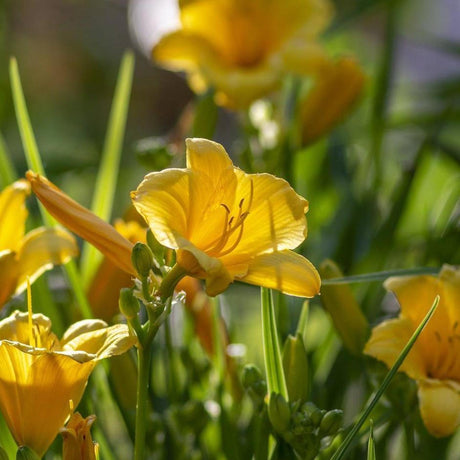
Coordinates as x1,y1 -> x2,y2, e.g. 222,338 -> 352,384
299,57 -> 365,146
0,179 -> 78,308
153,0 -> 333,107
364,265 -> 460,437
0,310 -> 137,456
132,138 -> 320,297
60,412 -> 98,460
26,171 -> 135,276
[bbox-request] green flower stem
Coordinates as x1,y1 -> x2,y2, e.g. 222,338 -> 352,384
134,345 -> 151,460
331,295 -> 439,460
321,267 -> 439,286
158,264 -> 187,302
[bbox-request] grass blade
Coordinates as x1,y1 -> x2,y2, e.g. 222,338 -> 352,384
81,50 -> 135,286
367,420 -> 376,460
261,287 -> 288,399
321,267 -> 439,285
9,56 -> 92,319
331,295 -> 440,460
0,132 -> 17,186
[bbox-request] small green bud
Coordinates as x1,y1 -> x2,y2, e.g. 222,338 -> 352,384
301,402 -> 324,427
146,229 -> 165,265
16,446 -> 40,460
268,393 -> 291,435
131,242 -> 154,277
318,409 -> 343,437
242,364 -> 264,388
119,288 -> 140,319
282,333 -> 309,403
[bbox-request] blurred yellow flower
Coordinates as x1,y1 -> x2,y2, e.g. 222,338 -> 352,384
364,265 -> 460,437
153,0 -> 333,107
0,310 -> 137,456
132,138 -> 320,297
299,57 -> 365,146
60,412 -> 98,460
0,179 -> 78,308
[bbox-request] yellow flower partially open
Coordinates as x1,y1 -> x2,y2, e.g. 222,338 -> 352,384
60,412 -> 98,460
153,0 -> 333,107
0,310 -> 137,456
364,265 -> 460,437
0,180 -> 78,308
132,138 -> 320,297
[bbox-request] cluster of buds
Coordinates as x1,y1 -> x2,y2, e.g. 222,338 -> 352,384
269,395 -> 343,459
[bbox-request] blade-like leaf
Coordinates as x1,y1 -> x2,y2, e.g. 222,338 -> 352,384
81,50 -> 135,286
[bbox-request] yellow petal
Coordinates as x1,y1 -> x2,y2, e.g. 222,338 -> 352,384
0,251 -> 19,308
0,342 -> 94,456
282,40 -> 330,76
62,323 -> 137,360
176,247 -> 233,297
364,317 -> 426,380
14,227 -> 78,295
61,319 -> 108,345
26,171 -> 135,275
0,180 -> 30,253
239,250 -> 320,298
384,272 -> 452,372
226,170 -> 308,256
299,57 -> 365,145
418,378 -> 460,437
60,412 -> 97,460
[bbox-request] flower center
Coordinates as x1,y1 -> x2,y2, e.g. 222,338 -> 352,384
205,180 -> 254,257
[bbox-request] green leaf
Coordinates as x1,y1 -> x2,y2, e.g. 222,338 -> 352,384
321,267 -> 440,285
0,132 -> 17,187
191,90 -> 218,138
331,295 -> 440,460
261,287 -> 288,400
9,57 -> 52,226
367,420 -> 376,460
81,50 -> 135,287
0,411 -> 16,459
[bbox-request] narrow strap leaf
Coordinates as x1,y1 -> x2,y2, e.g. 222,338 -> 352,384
81,50 -> 135,286
261,287 -> 288,400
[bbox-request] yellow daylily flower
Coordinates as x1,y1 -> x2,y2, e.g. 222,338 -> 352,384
299,57 -> 365,146
0,310 -> 137,456
131,138 -> 320,297
364,265 -> 460,437
60,412 -> 98,460
153,0 -> 334,107
0,180 -> 78,308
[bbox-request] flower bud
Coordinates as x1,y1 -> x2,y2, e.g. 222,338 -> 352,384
282,334 -> 309,403
268,393 -> 291,435
318,409 -> 343,437
242,364 -> 267,405
301,402 -> 324,427
319,260 -> 369,354
131,242 -> 154,278
119,288 -> 140,319
16,447 -> 40,460
146,229 -> 165,265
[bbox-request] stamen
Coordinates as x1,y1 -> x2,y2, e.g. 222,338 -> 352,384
27,277 -> 35,348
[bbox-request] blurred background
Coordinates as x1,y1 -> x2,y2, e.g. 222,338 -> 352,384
0,1 -> 459,456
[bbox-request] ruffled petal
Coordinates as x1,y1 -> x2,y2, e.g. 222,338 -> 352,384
238,250 -> 320,297
26,172 -> 135,275
227,170 -> 308,256
418,378 -> 460,437
0,310 -> 52,344
0,342 -> 94,456
364,317 -> 426,380
15,227 -> 78,295
0,180 -> 29,253
62,324 -> 137,360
